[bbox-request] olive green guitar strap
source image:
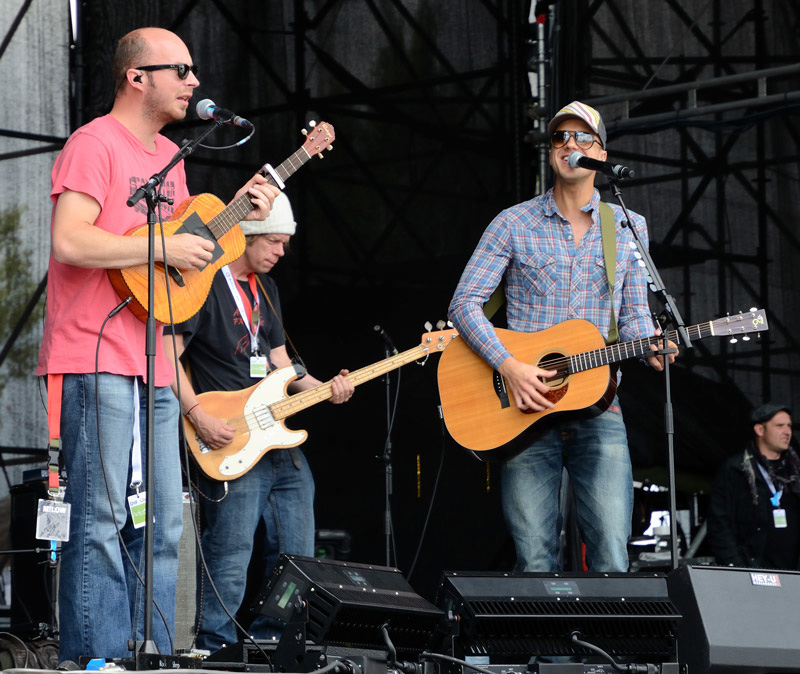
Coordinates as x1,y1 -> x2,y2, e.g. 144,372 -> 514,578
599,201 -> 619,345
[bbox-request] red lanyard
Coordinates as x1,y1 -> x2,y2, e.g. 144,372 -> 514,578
235,273 -> 260,335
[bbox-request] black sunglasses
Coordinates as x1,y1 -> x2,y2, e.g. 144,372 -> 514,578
550,130 -> 600,150
135,63 -> 199,80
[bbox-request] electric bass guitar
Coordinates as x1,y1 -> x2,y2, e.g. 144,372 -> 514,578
437,309 -> 769,460
108,122 -> 335,324
186,328 -> 458,481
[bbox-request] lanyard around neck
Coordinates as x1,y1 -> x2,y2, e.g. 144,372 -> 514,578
756,461 -> 784,508
221,266 -> 260,355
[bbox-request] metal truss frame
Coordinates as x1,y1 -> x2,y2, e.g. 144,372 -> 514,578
5,0 -> 798,406
542,0 -> 800,401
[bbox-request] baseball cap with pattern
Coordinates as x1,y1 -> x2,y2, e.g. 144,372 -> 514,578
546,101 -> 607,149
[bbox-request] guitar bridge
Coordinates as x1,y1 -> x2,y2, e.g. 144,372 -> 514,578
492,371 -> 511,409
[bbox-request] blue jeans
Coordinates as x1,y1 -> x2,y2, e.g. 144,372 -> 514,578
501,403 -> 632,572
196,448 -> 315,652
58,374 -> 183,661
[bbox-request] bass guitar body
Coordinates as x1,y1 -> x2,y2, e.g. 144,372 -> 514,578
108,193 -> 244,324
186,367 -> 307,482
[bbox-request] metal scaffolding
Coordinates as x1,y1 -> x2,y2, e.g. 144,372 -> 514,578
529,0 -> 800,413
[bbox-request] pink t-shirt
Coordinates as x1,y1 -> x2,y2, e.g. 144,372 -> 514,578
37,114 -> 191,385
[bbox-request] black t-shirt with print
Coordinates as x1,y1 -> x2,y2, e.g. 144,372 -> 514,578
174,271 -> 285,395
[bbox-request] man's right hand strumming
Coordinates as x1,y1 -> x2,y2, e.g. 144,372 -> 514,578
161,232 -> 215,270
497,356 -> 557,413
186,405 -> 235,450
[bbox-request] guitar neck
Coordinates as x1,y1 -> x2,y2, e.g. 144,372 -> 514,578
203,147 -> 312,241
566,322 -> 708,374
269,343 -> 430,420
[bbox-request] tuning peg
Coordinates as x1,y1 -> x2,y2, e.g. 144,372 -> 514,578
436,320 -> 446,330
729,337 -> 738,344
301,128 -> 308,136
749,307 -> 757,312
308,120 -> 317,127
316,153 -> 324,160
424,321 -> 433,331
743,335 -> 751,341
326,145 -> 334,152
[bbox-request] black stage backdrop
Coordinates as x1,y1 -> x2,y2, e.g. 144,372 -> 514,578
2,0 -> 798,602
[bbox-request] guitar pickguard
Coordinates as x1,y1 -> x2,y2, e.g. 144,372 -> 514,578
175,211 -> 226,269
216,368 -> 306,478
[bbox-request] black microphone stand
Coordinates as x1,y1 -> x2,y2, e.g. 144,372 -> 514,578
381,343 -> 394,568
126,120 -> 223,657
605,175 -> 691,572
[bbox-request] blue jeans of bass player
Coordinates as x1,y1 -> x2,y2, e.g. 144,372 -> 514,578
58,374 -> 183,662
501,402 -> 633,572
195,448 -> 315,652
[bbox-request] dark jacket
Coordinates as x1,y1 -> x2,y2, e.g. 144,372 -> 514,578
708,444 -> 800,569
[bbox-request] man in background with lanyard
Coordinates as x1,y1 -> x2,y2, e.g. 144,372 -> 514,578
165,192 -> 354,653
709,402 -> 800,569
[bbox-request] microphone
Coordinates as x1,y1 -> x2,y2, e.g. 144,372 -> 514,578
568,152 -> 635,179
195,98 -> 253,128
374,325 -> 398,355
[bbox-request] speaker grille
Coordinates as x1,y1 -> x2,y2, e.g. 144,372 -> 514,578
438,572 -> 679,661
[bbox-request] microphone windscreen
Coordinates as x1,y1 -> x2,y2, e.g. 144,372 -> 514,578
195,98 -> 215,120
568,151 -> 583,169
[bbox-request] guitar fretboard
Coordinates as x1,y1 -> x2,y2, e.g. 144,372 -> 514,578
268,335 -> 455,420
203,147 -> 312,241
554,312 -> 765,374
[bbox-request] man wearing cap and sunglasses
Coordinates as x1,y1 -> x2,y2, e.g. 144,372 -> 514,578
36,27 -> 279,661
708,403 -> 800,569
449,101 -> 677,573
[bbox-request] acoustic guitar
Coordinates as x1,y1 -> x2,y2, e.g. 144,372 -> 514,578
437,310 -> 769,460
108,122 -> 335,324
186,328 -> 458,481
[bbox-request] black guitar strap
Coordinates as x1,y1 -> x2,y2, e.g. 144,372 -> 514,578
254,274 -> 307,371
254,273 -> 304,470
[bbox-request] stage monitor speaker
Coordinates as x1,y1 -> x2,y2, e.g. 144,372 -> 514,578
437,571 -> 680,663
10,480 -> 57,634
255,554 -> 443,654
667,564 -> 800,674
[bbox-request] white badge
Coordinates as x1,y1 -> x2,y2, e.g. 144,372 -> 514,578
128,491 -> 148,529
35,498 -> 71,542
773,508 -> 788,529
250,355 -> 268,378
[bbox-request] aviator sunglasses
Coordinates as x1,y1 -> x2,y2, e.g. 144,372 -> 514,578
550,130 -> 601,150
135,63 -> 199,79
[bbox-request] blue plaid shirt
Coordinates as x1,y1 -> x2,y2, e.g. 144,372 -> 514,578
449,188 -> 655,369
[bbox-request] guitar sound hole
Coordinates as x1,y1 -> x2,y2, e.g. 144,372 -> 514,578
538,351 -> 568,389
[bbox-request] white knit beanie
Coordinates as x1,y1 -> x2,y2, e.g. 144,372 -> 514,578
239,191 -> 296,236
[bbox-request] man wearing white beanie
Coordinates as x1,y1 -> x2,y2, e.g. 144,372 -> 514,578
165,191 -> 354,652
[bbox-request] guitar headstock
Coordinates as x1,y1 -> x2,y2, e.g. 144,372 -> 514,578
712,308 -> 769,342
420,328 -> 459,352
301,121 -> 335,159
